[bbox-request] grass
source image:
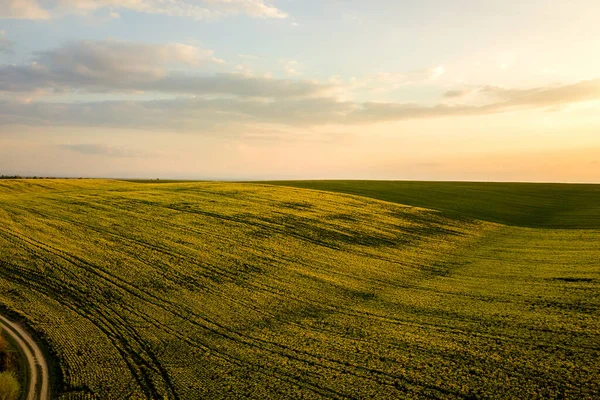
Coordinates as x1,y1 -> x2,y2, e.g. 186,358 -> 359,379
0,179 -> 598,399
0,372 -> 20,400
0,334 -> 20,400
262,180 -> 600,228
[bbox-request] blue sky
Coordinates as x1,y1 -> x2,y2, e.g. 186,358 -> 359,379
1,0 -> 600,181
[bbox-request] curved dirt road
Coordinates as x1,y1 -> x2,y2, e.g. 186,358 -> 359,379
0,314 -> 49,400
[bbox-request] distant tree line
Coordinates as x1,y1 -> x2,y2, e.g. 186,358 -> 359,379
0,175 -> 73,179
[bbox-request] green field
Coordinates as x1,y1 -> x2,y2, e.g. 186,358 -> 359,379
0,179 -> 598,399
264,180 -> 600,228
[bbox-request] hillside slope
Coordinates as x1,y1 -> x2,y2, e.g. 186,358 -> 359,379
263,180 -> 600,228
0,180 -> 598,398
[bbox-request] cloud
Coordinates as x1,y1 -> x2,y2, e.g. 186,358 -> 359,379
0,39 -> 201,91
0,40 -> 333,98
443,89 -> 469,98
344,65 -> 447,95
350,79 -> 600,123
147,73 -> 330,98
2,40 -> 599,130
55,39 -> 221,71
3,78 -> 600,130
1,0 -> 286,20
60,143 -> 145,157
421,65 -> 446,81
281,59 -> 301,77
0,31 -> 14,53
0,0 -> 49,19
444,80 -> 600,108
0,96 -> 354,129
3,41 -> 461,101
201,0 -> 287,19
479,80 -> 600,108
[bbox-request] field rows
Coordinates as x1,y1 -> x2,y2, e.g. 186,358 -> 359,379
0,180 -> 598,398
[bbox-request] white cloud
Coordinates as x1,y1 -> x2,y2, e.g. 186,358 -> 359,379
1,0 -> 287,20
281,60 -> 301,77
0,0 -> 50,19
235,63 -> 254,76
428,65 -> 446,81
200,0 -> 287,19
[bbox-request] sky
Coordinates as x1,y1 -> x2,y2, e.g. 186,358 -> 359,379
1,0 -> 599,182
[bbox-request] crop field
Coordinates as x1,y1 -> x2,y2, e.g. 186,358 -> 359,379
265,180 -> 600,228
0,179 -> 598,399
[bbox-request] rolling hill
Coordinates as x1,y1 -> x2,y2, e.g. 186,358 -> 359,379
0,179 -> 598,399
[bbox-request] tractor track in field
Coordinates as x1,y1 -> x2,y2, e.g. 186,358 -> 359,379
0,314 -> 49,400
